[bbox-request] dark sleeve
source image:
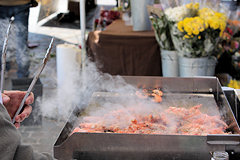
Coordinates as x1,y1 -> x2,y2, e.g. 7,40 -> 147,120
0,103 -> 52,160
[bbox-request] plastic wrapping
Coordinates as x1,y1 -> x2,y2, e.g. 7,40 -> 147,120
147,6 -> 174,50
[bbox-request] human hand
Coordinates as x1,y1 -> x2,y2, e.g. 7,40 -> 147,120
2,90 -> 34,128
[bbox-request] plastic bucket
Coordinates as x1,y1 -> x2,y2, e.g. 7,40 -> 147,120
179,56 -> 217,77
161,49 -> 179,77
131,0 -> 154,31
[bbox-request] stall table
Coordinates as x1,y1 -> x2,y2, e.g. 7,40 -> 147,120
86,19 -> 162,76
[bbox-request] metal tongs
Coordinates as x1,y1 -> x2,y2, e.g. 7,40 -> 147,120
0,16 -> 15,93
12,38 -> 54,124
0,5 -> 34,93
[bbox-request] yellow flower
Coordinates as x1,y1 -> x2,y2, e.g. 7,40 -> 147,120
193,3 -> 199,10
198,8 -> 215,19
184,35 -> 190,39
178,16 -> 207,38
209,19 -> 219,30
199,26 -> 204,32
215,12 -> 227,21
228,80 -> 240,89
177,21 -> 184,32
184,26 -> 192,35
186,2 -> 199,10
204,21 -> 209,28
192,29 -> 199,35
187,32 -> 192,36
186,3 -> 193,9
198,8 -> 227,36
219,21 -> 226,35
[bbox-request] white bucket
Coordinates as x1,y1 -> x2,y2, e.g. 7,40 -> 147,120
161,49 -> 179,77
179,56 -> 217,77
131,0 -> 154,31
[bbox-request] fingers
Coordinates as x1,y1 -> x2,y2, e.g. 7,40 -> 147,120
3,90 -> 25,96
25,92 -> 34,105
3,90 -> 34,105
2,94 -> 10,105
15,105 -> 32,123
21,105 -> 32,118
14,122 -> 20,129
2,90 -> 34,126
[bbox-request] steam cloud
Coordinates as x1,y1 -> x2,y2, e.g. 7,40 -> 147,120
40,57 -> 143,122
0,18 -> 29,67
39,55 -> 223,131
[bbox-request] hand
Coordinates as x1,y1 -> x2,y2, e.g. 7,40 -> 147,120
2,90 -> 34,128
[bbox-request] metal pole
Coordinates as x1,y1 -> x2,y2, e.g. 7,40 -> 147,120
80,0 -> 86,70
0,17 -> 14,93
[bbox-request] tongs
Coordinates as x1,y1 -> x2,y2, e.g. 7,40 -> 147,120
0,16 -> 15,93
12,38 -> 54,124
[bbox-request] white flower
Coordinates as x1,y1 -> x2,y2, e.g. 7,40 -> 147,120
165,5 -> 188,22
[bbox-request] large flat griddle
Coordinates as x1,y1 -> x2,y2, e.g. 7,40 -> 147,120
54,76 -> 240,160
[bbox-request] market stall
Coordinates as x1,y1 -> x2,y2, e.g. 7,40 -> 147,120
14,0 -> 238,159
86,19 -> 162,76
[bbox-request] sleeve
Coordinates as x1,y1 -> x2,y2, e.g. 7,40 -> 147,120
0,103 -> 52,160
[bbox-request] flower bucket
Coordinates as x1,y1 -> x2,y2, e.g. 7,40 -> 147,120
179,56 -> 217,77
161,49 -> 179,77
131,0 -> 154,31
206,56 -> 218,76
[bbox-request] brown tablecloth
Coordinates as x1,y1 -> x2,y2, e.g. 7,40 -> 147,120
86,19 -> 162,76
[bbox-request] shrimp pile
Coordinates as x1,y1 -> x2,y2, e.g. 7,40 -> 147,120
135,88 -> 163,103
73,104 -> 229,135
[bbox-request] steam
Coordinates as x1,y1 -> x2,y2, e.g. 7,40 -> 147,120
39,55 -> 223,132
0,18 -> 30,72
0,18 -> 38,124
40,57 -> 143,121
39,54 -> 170,131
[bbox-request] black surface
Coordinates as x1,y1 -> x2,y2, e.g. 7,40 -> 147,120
223,90 -> 240,126
72,151 -> 204,160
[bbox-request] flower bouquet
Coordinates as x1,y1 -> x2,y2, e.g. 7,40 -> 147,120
147,5 -> 174,50
219,20 -> 240,56
215,18 -> 240,80
147,5 -> 178,77
94,10 -> 120,31
160,0 -> 229,76
163,1 -> 228,58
